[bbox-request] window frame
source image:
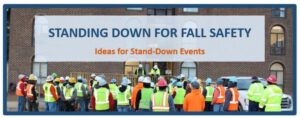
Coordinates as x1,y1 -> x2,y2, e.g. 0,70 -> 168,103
269,62 -> 285,89
270,25 -> 286,55
32,62 -> 48,78
124,62 -> 139,75
272,8 -> 286,18
180,62 -> 197,78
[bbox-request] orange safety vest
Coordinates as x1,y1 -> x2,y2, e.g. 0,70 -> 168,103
228,88 -> 239,111
215,86 -> 225,103
26,84 -> 34,99
16,81 -> 24,96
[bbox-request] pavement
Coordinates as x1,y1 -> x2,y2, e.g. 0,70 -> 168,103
6,93 -> 45,112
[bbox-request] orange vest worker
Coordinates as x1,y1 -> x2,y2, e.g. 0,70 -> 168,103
215,85 -> 225,104
26,84 -> 34,99
131,82 -> 143,109
183,89 -> 205,112
16,81 -> 26,96
228,88 -> 239,111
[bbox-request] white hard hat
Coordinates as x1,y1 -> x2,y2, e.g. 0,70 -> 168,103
127,79 -> 132,84
46,75 -> 54,82
138,76 -> 144,82
154,65 -> 158,69
65,76 -> 70,80
18,74 -> 25,80
139,64 -> 143,68
180,74 -> 185,78
143,76 -> 151,83
151,82 -> 155,88
91,73 -> 96,77
60,77 -> 65,81
95,76 -> 106,86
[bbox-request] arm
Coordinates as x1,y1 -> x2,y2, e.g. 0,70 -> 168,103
247,84 -> 254,99
259,89 -> 268,108
32,86 -> 37,100
203,88 -> 207,99
81,85 -> 86,97
172,91 -> 176,98
108,92 -> 115,111
168,95 -> 176,112
20,83 -> 26,96
70,89 -> 77,101
223,89 -> 232,111
50,85 -> 59,101
135,90 -> 141,110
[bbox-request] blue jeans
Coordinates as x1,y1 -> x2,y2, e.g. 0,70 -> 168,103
45,102 -> 57,112
77,98 -> 86,112
17,96 -> 25,112
117,105 -> 130,112
213,104 -> 224,112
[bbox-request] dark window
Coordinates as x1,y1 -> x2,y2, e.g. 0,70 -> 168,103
270,63 -> 284,88
181,62 -> 197,78
270,26 -> 285,55
272,8 -> 286,18
147,8 -> 175,15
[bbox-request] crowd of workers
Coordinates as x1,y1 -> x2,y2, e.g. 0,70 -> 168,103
15,64 -> 283,112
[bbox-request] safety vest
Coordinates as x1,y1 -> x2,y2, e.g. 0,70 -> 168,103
94,87 -> 110,110
139,88 -> 153,109
152,91 -> 169,112
83,84 -> 89,95
174,88 -> 186,105
168,84 -> 174,94
16,81 -> 24,96
26,84 -> 34,99
205,86 -> 214,101
109,84 -> 119,100
150,69 -> 160,75
117,88 -> 130,106
260,85 -> 282,112
75,82 -> 84,97
63,86 -> 74,100
136,69 -> 145,76
247,82 -> 264,102
215,85 -> 225,103
59,83 -> 64,91
228,87 -> 240,111
43,83 -> 57,102
92,80 -> 98,88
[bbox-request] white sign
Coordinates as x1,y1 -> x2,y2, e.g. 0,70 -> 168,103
34,16 -> 265,62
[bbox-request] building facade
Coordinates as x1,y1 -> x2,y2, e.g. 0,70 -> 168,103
6,7 -> 294,95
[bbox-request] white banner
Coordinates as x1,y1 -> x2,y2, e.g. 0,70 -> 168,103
34,16 -> 265,62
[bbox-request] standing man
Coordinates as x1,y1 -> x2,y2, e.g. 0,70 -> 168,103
183,80 -> 205,112
135,64 -> 146,78
247,76 -> 264,112
43,75 -> 59,112
62,77 -> 77,111
117,77 -> 131,112
172,82 -> 186,112
223,77 -> 240,112
135,76 -> 153,112
149,64 -> 160,82
16,74 -> 27,112
89,73 -> 97,111
150,78 -> 175,112
211,79 -> 225,112
26,74 -> 39,112
109,78 -> 119,111
53,77 -> 62,111
94,76 -> 115,112
82,78 -> 90,112
131,76 -> 144,110
259,75 -> 283,112
203,78 -> 214,111
75,76 -> 87,112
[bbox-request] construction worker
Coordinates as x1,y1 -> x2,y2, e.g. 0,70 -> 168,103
223,77 -> 240,112
93,76 -> 115,112
64,76 -> 70,87
172,82 -> 186,112
135,64 -> 146,77
82,78 -> 90,112
62,77 -> 77,111
150,78 -> 175,112
154,76 -> 167,93
259,75 -> 283,112
203,78 -> 214,111
75,76 -> 87,112
150,82 -> 155,90
26,74 -> 39,112
117,77 -> 131,112
109,78 -> 119,111
59,77 -> 65,91
131,76 -> 144,110
43,75 -> 59,112
53,77 -> 62,111
183,80 -> 205,112
185,77 -> 195,94
211,79 -> 225,112
135,76 -> 153,111
16,74 -> 27,112
247,76 -> 264,112
168,78 -> 176,94
197,78 -> 204,94
149,64 -> 160,82
89,73 -> 97,111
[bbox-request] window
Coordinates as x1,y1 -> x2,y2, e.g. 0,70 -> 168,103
181,62 -> 196,78
270,25 -> 285,55
124,62 -> 139,75
127,8 -> 143,11
270,63 -> 284,88
183,8 -> 199,13
147,8 -> 175,15
33,62 -> 47,79
272,8 -> 286,18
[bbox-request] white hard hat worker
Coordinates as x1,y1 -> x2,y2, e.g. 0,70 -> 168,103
143,76 -> 151,83
138,76 -> 144,83
139,64 -> 143,68
91,73 -> 96,78
18,74 -> 26,80
46,75 -> 54,82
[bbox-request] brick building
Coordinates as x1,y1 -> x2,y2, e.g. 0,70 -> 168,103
6,7 -> 294,95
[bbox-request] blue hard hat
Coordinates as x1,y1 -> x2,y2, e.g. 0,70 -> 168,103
77,76 -> 83,81
205,78 -> 212,85
96,76 -> 106,86
82,78 -> 87,84
191,81 -> 200,89
121,77 -> 128,86
188,77 -> 196,83
176,82 -> 183,87
110,78 -> 117,83
170,78 -> 176,83
229,76 -> 238,83
216,78 -> 223,85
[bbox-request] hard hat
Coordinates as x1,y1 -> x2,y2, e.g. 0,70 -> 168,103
267,75 -> 277,84
98,74 -> 106,79
153,65 -> 158,69
158,76 -> 165,81
252,76 -> 258,81
127,79 -> 132,84
191,81 -> 200,89
151,82 -> 155,88
176,82 -> 183,87
29,74 -> 37,81
110,78 -> 117,83
65,76 -> 70,80
205,78 -> 212,85
46,75 -> 54,82
69,77 -> 77,84
121,78 -> 128,86
157,79 -> 167,87
188,77 -> 196,83
180,74 -> 185,78
170,78 -> 176,84
96,76 -> 107,86
60,77 -> 65,82
143,76 -> 151,83
138,76 -> 144,82
216,78 -> 223,85
91,73 -> 96,78
51,73 -> 58,78
18,74 -> 25,80
139,64 -> 143,68
77,76 -> 83,81
229,77 -> 238,83
82,78 -> 87,84
54,77 -> 60,82
34,76 -> 38,81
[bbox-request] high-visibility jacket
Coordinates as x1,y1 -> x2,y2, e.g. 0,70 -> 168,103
174,88 -> 186,105
136,69 -> 145,76
205,86 -> 214,101
259,85 -> 282,112
215,85 -> 225,103
83,84 -> 89,95
247,82 -> 264,102
131,83 -> 143,109
75,82 -> 84,97
92,80 -> 98,88
152,91 -> 169,112
109,84 -> 119,100
168,84 -> 174,94
94,87 -> 110,110
16,81 -> 25,96
26,84 -> 34,99
43,83 -> 57,102
59,83 -> 64,91
150,68 -> 160,75
139,88 -> 154,109
63,86 -> 75,100
117,88 -> 130,106
228,87 -> 240,111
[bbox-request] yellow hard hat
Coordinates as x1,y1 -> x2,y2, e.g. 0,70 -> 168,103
69,77 -> 77,84
29,74 -> 37,81
54,77 -> 60,82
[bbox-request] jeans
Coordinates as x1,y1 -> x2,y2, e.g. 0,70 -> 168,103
205,101 -> 213,111
45,102 -> 57,112
77,98 -> 86,112
27,99 -> 39,112
17,96 -> 25,112
84,98 -> 89,112
117,105 -> 130,112
249,100 -> 261,112
213,104 -> 224,112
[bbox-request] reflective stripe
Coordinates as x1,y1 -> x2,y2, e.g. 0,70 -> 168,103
265,104 -> 281,107
217,87 -> 224,98
152,92 -> 169,111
